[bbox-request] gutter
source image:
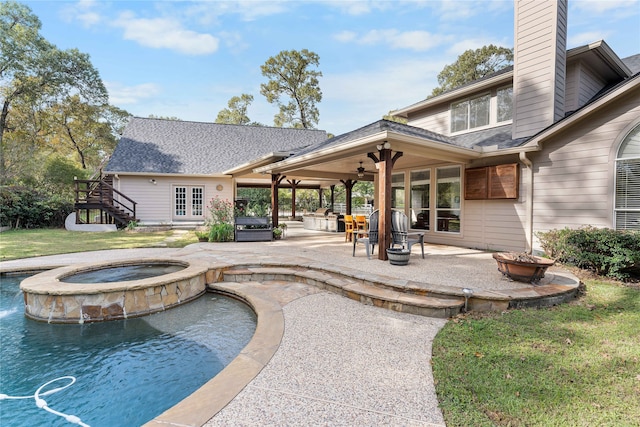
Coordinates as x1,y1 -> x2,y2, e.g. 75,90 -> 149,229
519,151 -> 534,253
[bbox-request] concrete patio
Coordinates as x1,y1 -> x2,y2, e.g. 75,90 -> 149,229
0,222 -> 581,426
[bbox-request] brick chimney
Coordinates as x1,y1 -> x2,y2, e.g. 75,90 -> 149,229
512,0 -> 568,139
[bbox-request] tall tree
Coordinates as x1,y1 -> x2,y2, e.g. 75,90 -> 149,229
430,45 -> 513,97
0,1 -> 107,181
216,93 -> 254,125
45,95 -> 130,170
260,49 -> 322,129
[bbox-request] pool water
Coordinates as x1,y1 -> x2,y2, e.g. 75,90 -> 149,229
0,274 -> 257,427
61,263 -> 185,283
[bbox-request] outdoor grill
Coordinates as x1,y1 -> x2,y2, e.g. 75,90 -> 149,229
303,208 -> 344,232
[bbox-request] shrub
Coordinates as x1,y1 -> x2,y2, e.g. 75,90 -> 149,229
0,186 -> 73,228
536,226 -> 640,280
209,223 -> 234,242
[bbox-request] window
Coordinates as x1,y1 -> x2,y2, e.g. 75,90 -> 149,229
174,186 -> 204,218
436,166 -> 461,233
192,187 -> 203,216
497,86 -> 513,122
175,187 -> 186,216
410,170 -> 430,230
391,173 -> 405,209
451,94 -> 490,132
615,125 -> 640,230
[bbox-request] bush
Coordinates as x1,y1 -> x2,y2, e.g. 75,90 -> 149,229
537,226 -> 640,280
0,186 -> 73,229
209,223 -> 234,242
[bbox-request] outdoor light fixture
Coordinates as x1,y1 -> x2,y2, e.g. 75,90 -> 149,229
376,141 -> 392,151
462,288 -> 474,312
149,179 -> 157,185
357,162 -> 365,178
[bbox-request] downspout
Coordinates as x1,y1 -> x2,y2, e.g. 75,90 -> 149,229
519,152 -> 533,253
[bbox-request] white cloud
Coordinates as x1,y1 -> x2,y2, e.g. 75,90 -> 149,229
568,31 -> 610,47
333,29 -> 448,51
106,82 -> 161,105
112,11 -> 219,55
447,37 -> 511,55
320,57 -> 448,133
60,0 -> 103,27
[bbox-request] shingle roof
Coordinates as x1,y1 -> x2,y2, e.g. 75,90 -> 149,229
622,54 -> 640,74
290,120 -> 455,158
106,117 -> 327,174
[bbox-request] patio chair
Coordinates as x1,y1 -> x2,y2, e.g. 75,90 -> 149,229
353,210 -> 378,259
391,210 -> 425,259
344,215 -> 354,242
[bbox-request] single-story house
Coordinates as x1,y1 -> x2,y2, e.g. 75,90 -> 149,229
103,0 -> 639,259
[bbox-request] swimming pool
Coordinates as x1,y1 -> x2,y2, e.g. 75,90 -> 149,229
0,274 -> 257,426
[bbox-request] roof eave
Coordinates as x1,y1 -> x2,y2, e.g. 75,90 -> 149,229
223,151 -> 294,176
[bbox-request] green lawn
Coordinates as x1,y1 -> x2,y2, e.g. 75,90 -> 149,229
432,278 -> 640,427
0,228 -> 197,261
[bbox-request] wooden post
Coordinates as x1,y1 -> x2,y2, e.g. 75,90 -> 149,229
340,179 -> 356,215
288,179 -> 300,219
330,185 -> 335,211
271,174 -> 285,228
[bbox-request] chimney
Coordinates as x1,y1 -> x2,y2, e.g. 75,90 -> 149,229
512,0 -> 568,139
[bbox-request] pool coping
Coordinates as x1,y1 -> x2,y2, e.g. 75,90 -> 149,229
142,280 -> 285,427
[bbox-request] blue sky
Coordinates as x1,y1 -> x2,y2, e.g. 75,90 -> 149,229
23,0 -> 640,135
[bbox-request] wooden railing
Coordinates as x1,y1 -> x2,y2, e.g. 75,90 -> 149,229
74,177 -> 137,225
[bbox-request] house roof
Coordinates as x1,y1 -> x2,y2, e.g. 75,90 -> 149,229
622,54 -> 640,74
105,117 -> 327,175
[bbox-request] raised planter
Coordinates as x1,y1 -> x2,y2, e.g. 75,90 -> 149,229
492,252 -> 555,283
235,217 -> 272,242
387,248 -> 411,266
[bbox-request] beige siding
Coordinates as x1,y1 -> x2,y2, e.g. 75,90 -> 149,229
530,91 -> 640,250
114,175 -> 234,225
513,0 -> 567,139
406,104 -> 450,134
565,61 -> 607,113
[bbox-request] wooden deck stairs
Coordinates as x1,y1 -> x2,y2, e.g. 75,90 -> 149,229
74,175 -> 137,228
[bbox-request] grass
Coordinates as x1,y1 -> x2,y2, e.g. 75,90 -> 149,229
432,277 -> 640,427
0,228 -> 198,261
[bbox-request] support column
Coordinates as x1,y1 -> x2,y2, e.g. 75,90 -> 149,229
287,179 -> 300,219
271,174 -> 285,228
318,188 -> 324,209
340,179 -> 356,215
330,185 -> 335,211
370,146 -> 403,260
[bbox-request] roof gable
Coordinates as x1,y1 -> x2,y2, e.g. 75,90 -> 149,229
106,117 -> 327,175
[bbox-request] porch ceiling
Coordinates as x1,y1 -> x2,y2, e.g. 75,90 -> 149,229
248,131 -> 480,188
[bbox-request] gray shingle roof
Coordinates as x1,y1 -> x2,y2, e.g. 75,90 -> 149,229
622,54 -> 640,75
106,117 -> 327,174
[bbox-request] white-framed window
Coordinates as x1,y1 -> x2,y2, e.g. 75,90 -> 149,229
174,186 -> 204,218
391,173 -> 405,209
451,93 -> 490,132
615,125 -> 640,230
436,166 -> 461,233
497,86 -> 513,122
410,170 -> 430,230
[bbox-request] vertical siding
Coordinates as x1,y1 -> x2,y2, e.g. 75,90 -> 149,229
513,0 -> 568,139
115,176 -> 234,225
530,92 -> 640,250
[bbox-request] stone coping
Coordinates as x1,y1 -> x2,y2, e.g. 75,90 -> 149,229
20,258 -> 208,295
143,282 -> 285,427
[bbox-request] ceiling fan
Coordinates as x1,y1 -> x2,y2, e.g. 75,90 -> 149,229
356,161 -> 376,178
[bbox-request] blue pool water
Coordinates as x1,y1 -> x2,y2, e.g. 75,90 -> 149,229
61,264 -> 185,283
0,274 -> 257,427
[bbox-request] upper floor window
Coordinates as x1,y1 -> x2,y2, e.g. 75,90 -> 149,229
451,94 -> 490,132
450,86 -> 513,133
497,86 -> 513,122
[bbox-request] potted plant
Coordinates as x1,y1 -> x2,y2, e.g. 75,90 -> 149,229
492,252 -> 555,283
273,227 -> 283,240
386,247 -> 411,265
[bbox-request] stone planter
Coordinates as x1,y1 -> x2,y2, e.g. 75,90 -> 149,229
492,252 -> 555,283
387,248 -> 411,266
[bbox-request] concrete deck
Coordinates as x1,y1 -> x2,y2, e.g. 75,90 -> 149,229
0,222 -> 581,426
